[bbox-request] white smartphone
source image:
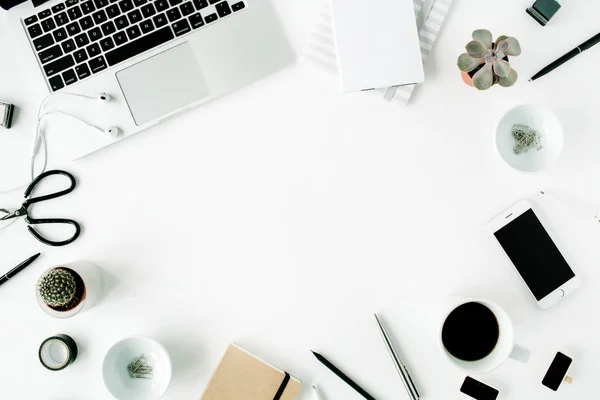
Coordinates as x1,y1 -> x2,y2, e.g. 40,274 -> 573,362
488,200 -> 581,309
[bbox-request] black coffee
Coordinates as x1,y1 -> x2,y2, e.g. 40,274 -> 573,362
441,302 -> 499,362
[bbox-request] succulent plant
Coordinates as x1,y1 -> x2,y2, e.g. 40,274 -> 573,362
38,268 -> 82,310
457,29 -> 522,90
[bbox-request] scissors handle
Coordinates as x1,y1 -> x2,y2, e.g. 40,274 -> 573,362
26,217 -> 81,247
24,170 -> 76,206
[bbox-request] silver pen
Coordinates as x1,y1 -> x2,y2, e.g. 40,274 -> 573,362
374,314 -> 420,400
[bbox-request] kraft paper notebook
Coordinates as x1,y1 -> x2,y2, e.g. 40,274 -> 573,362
200,344 -> 302,400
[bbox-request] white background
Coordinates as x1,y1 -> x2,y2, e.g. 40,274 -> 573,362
2,0 -> 600,399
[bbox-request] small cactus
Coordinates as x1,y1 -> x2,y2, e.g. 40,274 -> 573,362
457,29 -> 521,90
38,268 -> 82,310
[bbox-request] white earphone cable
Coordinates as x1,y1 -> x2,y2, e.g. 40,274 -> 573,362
0,91 -> 106,195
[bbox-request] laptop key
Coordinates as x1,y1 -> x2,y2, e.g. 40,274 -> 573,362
166,8 -> 181,22
94,0 -> 109,8
172,19 -> 190,36
52,3 -> 66,12
24,15 -> 38,25
68,5 -> 83,18
61,38 -> 76,53
188,12 -> 203,29
126,25 -> 141,39
93,10 -> 108,24
66,0 -> 79,6
119,0 -> 133,12
192,0 -> 207,9
38,9 -> 52,20
105,26 -> 173,66
208,0 -> 219,3
48,75 -> 65,91
204,13 -> 217,23
215,1 -> 230,17
33,33 -> 55,51
101,21 -> 116,35
168,0 -> 182,6
141,3 -> 155,18
27,24 -> 43,38
80,16 -> 94,29
231,1 -> 244,11
75,32 -> 90,47
43,54 -> 75,76
41,18 -> 56,32
86,42 -> 101,56
89,55 -> 108,73
133,0 -> 147,6
152,13 -> 167,27
75,63 -> 91,79
115,15 -> 129,29
73,48 -> 88,62
54,12 -> 69,26
39,44 -> 63,64
81,1 -> 95,14
106,4 -> 121,18
113,31 -> 128,45
128,9 -> 142,23
66,21 -> 81,36
154,0 -> 168,11
53,28 -> 68,42
62,69 -> 78,85
100,36 -> 115,51
180,1 -> 193,16
140,19 -> 154,33
88,27 -> 103,41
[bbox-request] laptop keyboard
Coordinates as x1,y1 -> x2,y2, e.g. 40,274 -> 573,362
23,0 -> 247,92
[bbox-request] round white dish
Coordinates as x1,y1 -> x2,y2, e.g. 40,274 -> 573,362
495,104 -> 564,173
102,336 -> 172,400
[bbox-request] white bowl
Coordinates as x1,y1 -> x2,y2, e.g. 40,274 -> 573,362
103,336 -> 172,400
495,104 -> 564,173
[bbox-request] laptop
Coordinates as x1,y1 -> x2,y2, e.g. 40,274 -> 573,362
6,0 -> 294,159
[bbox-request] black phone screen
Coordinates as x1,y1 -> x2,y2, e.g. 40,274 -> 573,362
494,209 -> 575,300
460,376 -> 499,400
542,352 -> 572,391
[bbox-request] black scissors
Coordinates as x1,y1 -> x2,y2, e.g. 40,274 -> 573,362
0,170 -> 81,246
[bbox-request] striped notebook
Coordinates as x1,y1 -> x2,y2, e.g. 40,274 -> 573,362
304,0 -> 453,105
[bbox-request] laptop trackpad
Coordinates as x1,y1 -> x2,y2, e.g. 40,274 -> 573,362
116,43 -> 210,126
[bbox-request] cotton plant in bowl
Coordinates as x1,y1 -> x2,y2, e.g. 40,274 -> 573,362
457,29 -> 522,90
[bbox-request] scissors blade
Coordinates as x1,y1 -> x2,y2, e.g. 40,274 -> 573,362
0,207 -> 25,221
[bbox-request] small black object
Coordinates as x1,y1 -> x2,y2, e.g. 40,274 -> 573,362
39,334 -> 78,371
0,253 -> 41,286
311,351 -> 376,400
0,101 -> 15,129
526,0 -> 562,26
0,170 -> 81,246
542,352 -> 572,391
529,32 -> 600,82
460,376 -> 499,400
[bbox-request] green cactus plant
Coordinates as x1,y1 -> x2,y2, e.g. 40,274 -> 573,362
457,29 -> 522,90
37,268 -> 84,310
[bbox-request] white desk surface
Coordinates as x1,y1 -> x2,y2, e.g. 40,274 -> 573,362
2,1 -> 600,399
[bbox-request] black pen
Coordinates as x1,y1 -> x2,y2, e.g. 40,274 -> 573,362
311,350 -> 376,400
0,253 -> 41,285
530,32 -> 600,82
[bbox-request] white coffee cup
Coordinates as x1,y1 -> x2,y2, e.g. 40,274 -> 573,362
439,297 -> 530,373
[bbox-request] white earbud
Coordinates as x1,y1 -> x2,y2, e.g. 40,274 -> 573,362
97,92 -> 111,103
104,126 -> 120,138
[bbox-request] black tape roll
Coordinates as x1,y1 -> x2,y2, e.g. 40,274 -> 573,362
38,334 -> 78,371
